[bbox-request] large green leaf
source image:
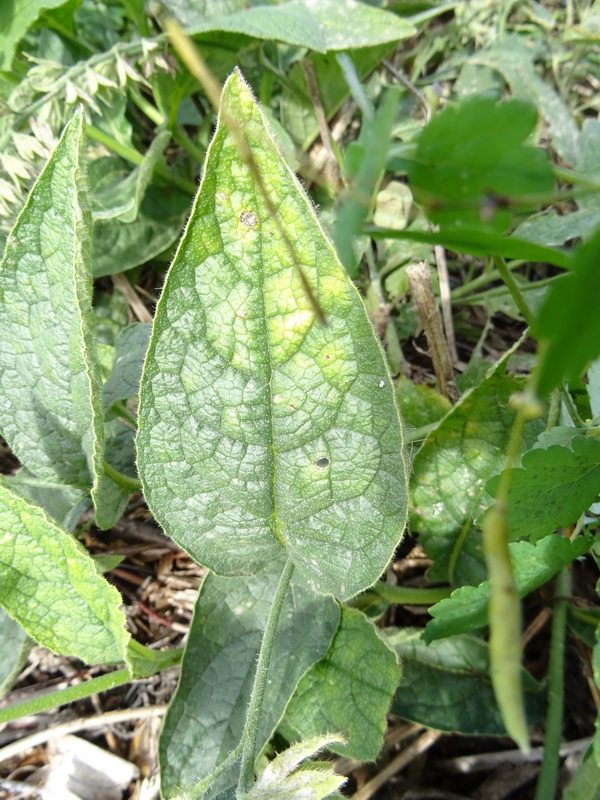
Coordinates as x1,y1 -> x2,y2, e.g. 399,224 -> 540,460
159,568 -> 339,799
137,70 -> 408,599
386,628 -> 544,736
182,0 -> 413,52
486,432 -> 600,541
424,535 -> 592,642
4,467 -> 89,532
0,480 -> 129,664
0,0 -> 71,69
410,355 -> 544,584
0,607 -> 31,700
0,110 -> 117,528
284,606 -> 400,761
406,95 -> 554,232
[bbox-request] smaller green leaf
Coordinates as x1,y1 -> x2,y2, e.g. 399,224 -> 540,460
4,467 -> 89,531
0,0 -> 70,69
424,535 -> 592,642
395,376 -> 451,430
243,734 -> 346,800
90,130 -> 171,223
0,480 -> 129,664
407,96 -> 554,231
533,230 -> 600,397
485,433 -> 600,541
386,628 -> 544,736
284,607 -> 401,761
0,607 -> 31,700
588,360 -> 600,420
103,323 -> 152,410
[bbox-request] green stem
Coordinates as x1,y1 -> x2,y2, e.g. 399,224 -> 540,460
493,256 -> 533,325
405,421 -> 439,443
238,559 -> 295,795
372,583 -> 451,605
553,165 -> 600,192
187,743 -> 243,800
87,124 -> 197,196
560,385 -> 586,427
103,460 -> 142,492
457,274 -> 563,307
451,261 -> 523,299
534,567 -> 571,800
0,668 -> 132,725
113,400 -> 138,428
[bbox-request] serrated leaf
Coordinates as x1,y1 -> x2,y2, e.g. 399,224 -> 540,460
533,230 -> 600,397
0,607 -> 31,700
407,95 -> 554,231
486,433 -> 600,541
159,568 -> 339,799
0,109 -> 118,528
137,70 -> 408,599
245,734 -> 346,800
103,323 -> 152,410
0,480 -> 129,664
284,606 -> 400,761
424,535 -> 592,642
410,355 -> 544,584
386,628 -> 544,736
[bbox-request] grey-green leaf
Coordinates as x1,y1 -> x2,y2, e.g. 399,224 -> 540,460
386,628 -> 544,736
103,323 -> 152,410
137,70 -> 408,599
0,607 -> 31,700
159,567 -> 339,799
0,480 -> 129,664
0,109 -> 116,527
284,606 -> 401,761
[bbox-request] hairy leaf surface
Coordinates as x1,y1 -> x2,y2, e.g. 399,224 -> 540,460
137,70 -> 408,598
284,606 -> 400,761
159,568 -> 339,799
0,110 -> 117,527
0,607 -> 30,700
0,480 -> 129,664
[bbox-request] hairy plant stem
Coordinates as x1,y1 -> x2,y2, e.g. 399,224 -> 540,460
404,421 -> 439,444
237,559 -> 295,796
534,566 -> 571,800
0,668 -> 132,725
483,404 -> 530,753
103,460 -> 142,492
186,744 -> 243,800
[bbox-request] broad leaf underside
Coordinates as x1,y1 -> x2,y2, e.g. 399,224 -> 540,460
137,71 -> 408,599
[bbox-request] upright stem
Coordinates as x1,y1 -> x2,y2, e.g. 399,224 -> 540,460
534,566 -> 571,800
237,559 -> 295,796
493,256 -> 533,325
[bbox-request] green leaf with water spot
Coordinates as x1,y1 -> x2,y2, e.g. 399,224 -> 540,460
137,70 -> 408,599
159,568 -> 339,799
284,606 -> 400,761
0,480 -> 129,665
